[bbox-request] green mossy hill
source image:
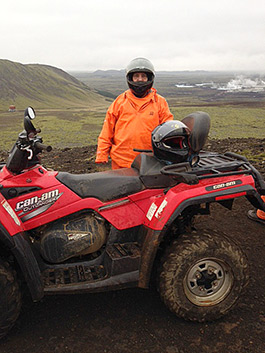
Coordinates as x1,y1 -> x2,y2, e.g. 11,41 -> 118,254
0,59 -> 108,110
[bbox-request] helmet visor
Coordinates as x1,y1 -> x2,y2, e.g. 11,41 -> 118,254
162,136 -> 187,149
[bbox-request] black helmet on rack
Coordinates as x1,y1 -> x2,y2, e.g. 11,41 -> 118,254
152,120 -> 191,164
126,57 -> 155,97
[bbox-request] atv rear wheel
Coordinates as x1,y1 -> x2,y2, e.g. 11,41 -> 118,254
0,259 -> 21,339
158,229 -> 249,322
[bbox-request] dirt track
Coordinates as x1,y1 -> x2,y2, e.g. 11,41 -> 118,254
0,138 -> 264,353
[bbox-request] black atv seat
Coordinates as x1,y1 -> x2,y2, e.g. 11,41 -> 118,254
56,154 -> 191,202
56,168 -> 145,202
132,153 -> 190,188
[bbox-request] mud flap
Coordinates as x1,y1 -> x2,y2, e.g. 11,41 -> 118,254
12,233 -> 44,301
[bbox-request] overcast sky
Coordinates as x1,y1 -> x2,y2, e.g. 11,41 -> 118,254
0,0 -> 264,72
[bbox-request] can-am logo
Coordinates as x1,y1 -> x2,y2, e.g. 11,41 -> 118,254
16,189 -> 62,213
206,180 -> 242,191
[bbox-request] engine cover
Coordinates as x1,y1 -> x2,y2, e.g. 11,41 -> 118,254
40,214 -> 107,263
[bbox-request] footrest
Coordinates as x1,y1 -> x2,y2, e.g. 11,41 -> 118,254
105,242 -> 141,275
42,264 -> 106,287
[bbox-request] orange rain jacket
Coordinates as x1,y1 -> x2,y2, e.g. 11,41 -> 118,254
95,88 -> 173,169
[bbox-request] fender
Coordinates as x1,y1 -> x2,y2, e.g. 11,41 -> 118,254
138,227 -> 165,288
12,233 -> 43,301
165,184 -> 263,227
139,175 -> 262,288
144,174 -> 257,231
0,193 -> 43,301
0,225 -> 43,301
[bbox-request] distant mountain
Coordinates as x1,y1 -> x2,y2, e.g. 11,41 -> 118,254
92,69 -> 125,77
71,69 -> 125,81
0,59 -> 108,110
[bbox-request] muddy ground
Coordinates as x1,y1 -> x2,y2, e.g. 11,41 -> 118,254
0,138 -> 264,353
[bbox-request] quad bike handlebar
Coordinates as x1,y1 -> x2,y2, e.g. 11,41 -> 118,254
34,141 -> 52,152
6,107 -> 52,173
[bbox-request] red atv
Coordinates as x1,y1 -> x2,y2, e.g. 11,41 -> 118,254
0,107 -> 264,339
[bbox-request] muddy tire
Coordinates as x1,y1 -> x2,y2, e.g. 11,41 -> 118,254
0,259 -> 21,339
158,229 -> 249,322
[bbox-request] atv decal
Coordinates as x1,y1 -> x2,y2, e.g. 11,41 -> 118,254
1,200 -> 21,226
146,202 -> 158,221
206,180 -> 242,191
15,189 -> 63,216
155,199 -> 168,219
20,203 -> 59,222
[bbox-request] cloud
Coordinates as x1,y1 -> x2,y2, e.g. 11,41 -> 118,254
0,0 -> 264,71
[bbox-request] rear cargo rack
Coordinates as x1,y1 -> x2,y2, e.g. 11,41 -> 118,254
192,151 -> 265,193
161,151 -> 265,192
194,152 -> 252,179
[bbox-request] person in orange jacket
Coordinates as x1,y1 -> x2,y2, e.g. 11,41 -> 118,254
95,57 -> 173,169
247,196 -> 265,225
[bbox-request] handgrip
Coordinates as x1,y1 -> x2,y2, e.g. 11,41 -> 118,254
160,164 -> 199,185
34,141 -> 52,152
133,149 -> 153,153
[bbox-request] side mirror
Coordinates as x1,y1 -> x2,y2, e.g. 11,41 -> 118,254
182,111 -> 211,153
25,107 -> 35,120
24,107 -> 36,134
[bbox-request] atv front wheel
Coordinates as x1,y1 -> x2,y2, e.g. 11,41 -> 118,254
0,259 -> 21,339
158,229 -> 249,322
